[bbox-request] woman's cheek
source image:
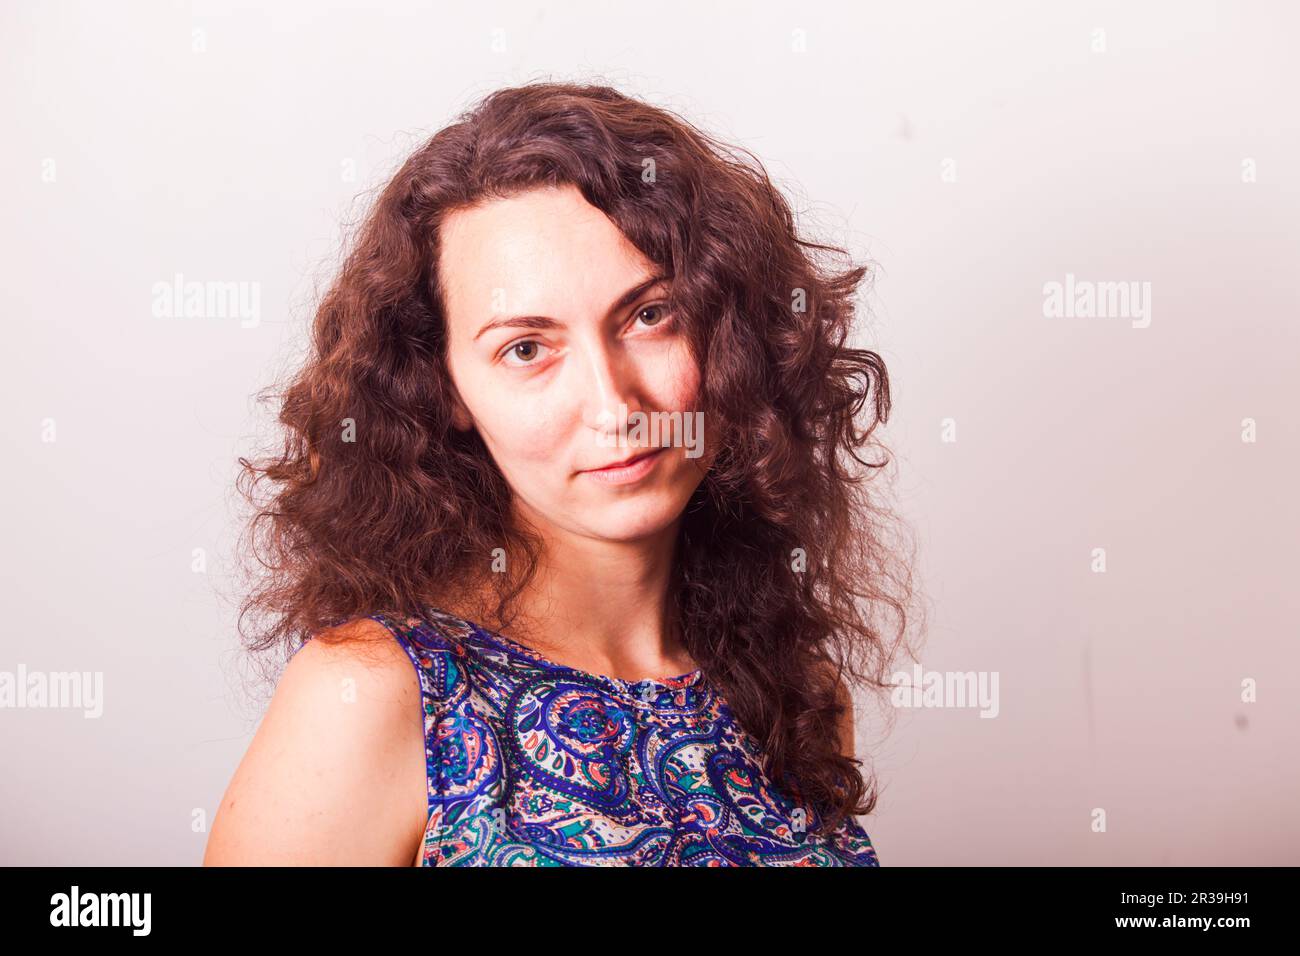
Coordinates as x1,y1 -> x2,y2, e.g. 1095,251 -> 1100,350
499,398 -> 566,464
661,346 -> 702,412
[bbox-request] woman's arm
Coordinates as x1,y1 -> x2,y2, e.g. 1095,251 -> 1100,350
204,619 -> 428,866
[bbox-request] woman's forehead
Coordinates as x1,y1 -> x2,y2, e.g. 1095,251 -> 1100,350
438,186 -> 655,327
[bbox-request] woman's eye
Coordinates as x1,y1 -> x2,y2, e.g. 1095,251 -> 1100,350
499,305 -> 671,367
502,340 -> 546,366
634,303 -> 671,328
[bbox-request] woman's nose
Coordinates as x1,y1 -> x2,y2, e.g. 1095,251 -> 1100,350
576,338 -> 645,434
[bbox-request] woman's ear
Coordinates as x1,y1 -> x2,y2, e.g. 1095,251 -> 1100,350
448,381 -> 473,431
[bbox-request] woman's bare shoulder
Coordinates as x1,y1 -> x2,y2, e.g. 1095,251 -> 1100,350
203,617 -> 428,866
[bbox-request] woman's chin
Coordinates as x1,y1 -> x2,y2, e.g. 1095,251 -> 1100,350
575,495 -> 685,542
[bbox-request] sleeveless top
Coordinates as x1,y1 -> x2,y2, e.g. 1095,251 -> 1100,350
367,606 -> 881,867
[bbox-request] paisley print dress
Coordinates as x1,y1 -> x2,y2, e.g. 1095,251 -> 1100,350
369,606 -> 881,867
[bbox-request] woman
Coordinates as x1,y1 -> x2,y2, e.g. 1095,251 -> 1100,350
205,81 -> 917,867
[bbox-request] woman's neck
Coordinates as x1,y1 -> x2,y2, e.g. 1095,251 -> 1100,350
429,518 -> 695,682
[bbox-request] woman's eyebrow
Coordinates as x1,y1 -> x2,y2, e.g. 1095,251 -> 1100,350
472,272 -> 670,342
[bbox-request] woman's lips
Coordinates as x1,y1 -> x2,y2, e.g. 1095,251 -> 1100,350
579,447 -> 667,485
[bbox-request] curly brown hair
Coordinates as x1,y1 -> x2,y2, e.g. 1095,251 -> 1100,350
236,80 -> 922,836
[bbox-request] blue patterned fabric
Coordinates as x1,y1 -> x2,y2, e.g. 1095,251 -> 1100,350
368,606 -> 880,866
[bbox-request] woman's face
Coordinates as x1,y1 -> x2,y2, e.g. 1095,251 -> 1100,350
438,183 -> 713,544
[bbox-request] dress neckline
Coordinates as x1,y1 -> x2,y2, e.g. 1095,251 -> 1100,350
421,604 -> 704,698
